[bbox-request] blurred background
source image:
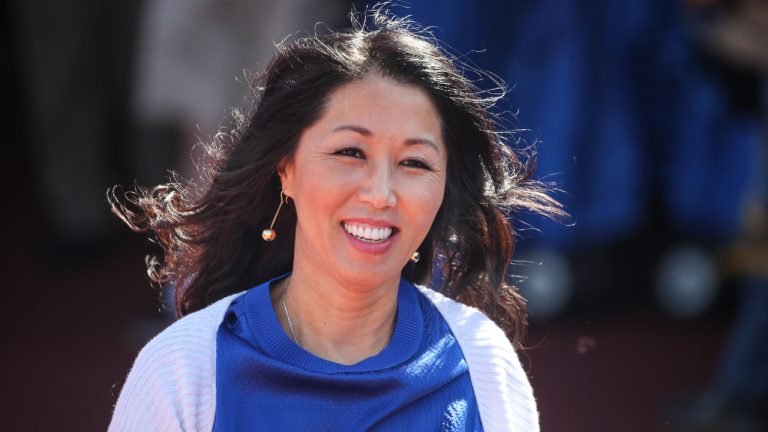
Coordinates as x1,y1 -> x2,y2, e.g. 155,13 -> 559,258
3,0 -> 766,430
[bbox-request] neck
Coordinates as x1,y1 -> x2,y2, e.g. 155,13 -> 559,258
272,266 -> 400,365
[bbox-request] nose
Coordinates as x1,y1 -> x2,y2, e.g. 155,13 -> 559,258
359,162 -> 396,209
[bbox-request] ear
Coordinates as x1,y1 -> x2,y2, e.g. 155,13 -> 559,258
277,156 -> 294,197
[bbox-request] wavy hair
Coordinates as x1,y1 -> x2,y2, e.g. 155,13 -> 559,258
110,6 -> 564,347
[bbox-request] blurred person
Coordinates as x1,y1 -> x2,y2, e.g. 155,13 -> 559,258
131,0 -> 346,185
108,7 -> 564,431
669,0 -> 768,430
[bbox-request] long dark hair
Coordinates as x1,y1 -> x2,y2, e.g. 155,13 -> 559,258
110,7 -> 564,347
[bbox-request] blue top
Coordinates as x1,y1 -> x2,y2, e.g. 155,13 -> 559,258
213,276 -> 483,431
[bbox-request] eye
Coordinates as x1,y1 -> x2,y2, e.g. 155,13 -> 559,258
334,147 -> 364,159
401,158 -> 432,170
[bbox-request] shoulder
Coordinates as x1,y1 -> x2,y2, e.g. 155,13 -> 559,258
414,285 -> 540,432
132,291 -> 243,383
109,291 -> 245,432
414,284 -> 509,344
141,291 -> 243,360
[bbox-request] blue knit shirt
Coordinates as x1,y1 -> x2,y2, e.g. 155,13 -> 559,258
213,276 -> 483,431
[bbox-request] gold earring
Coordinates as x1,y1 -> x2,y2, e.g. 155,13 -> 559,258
410,251 -> 420,263
262,191 -> 287,241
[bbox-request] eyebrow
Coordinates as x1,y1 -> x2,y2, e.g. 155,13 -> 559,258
332,125 -> 440,153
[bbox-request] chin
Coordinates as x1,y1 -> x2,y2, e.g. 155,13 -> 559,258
334,260 -> 404,290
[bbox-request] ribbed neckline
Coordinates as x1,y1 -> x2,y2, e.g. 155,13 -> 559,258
243,274 -> 423,374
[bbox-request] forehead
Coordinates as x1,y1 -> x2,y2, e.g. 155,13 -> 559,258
313,74 -> 445,146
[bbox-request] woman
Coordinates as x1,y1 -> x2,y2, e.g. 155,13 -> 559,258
109,7 -> 562,432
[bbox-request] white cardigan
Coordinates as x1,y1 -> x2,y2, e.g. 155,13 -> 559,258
109,286 -> 539,431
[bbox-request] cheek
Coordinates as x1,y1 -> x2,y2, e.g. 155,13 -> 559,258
406,176 -> 446,228
292,165 -> 357,219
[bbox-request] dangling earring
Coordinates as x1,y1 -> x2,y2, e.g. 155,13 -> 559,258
262,190 -> 287,241
410,251 -> 420,263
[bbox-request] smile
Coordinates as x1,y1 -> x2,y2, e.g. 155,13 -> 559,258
342,222 -> 394,243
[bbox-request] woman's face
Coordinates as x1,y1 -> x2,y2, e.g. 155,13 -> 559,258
280,74 -> 447,288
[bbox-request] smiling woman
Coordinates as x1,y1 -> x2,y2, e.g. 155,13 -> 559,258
108,5 -> 563,432
282,74 -> 446,299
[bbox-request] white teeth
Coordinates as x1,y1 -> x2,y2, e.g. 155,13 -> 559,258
343,222 -> 394,242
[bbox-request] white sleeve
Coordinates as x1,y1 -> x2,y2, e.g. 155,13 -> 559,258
416,286 -> 540,432
108,337 -> 186,432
